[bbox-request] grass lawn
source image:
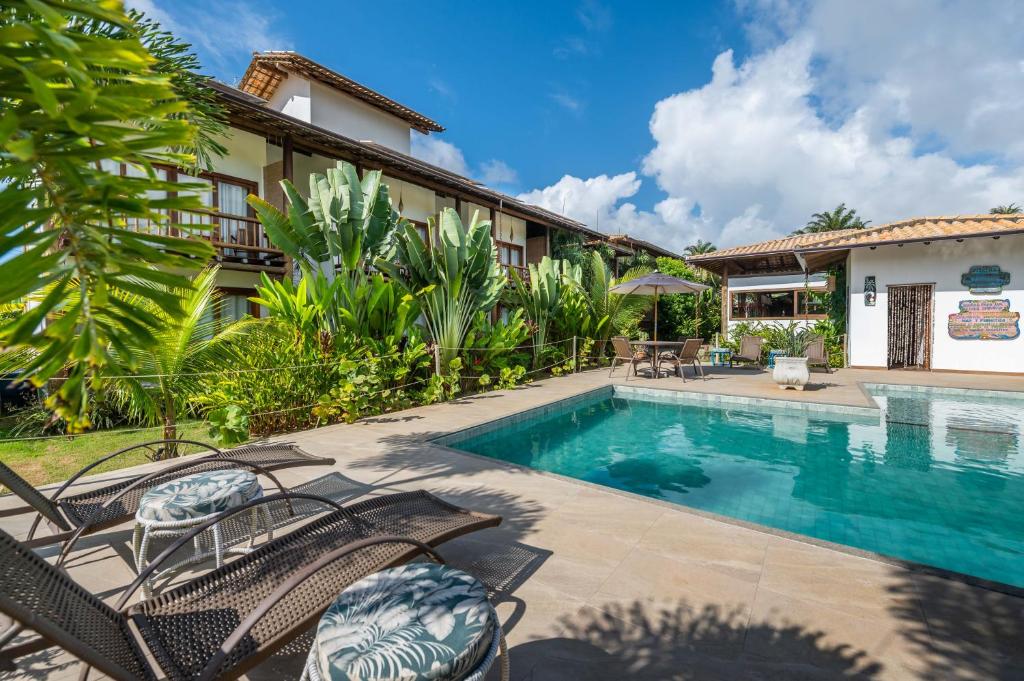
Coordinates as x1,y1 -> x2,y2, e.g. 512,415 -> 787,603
0,421 -> 225,490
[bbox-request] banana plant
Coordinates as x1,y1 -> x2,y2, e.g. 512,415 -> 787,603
509,256 -> 574,368
377,208 -> 505,371
247,161 -> 398,275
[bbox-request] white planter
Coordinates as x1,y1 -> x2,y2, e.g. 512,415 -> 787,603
773,356 -> 810,390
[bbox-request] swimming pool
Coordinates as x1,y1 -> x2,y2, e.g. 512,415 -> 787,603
442,385 -> 1024,588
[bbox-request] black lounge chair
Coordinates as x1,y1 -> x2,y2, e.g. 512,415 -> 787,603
0,440 -> 334,547
0,490 -> 501,681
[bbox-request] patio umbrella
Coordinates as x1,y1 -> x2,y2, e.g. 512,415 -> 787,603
609,271 -> 710,341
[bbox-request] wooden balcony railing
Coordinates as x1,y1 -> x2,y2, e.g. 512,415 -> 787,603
501,263 -> 529,285
126,211 -> 285,271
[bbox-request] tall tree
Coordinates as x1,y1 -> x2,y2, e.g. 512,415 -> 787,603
791,204 -> 870,235
0,0 -> 221,429
684,240 -> 717,256
990,203 -> 1022,215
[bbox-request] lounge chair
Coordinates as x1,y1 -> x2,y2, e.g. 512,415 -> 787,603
609,336 -> 652,378
732,335 -> 765,368
0,440 -> 334,548
0,490 -> 501,681
803,335 -> 832,373
662,338 -> 705,381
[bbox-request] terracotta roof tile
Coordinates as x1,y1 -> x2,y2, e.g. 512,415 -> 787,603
688,215 -> 1024,263
687,229 -> 861,261
797,215 -> 1024,250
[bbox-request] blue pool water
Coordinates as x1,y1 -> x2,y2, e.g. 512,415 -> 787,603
447,386 -> 1024,587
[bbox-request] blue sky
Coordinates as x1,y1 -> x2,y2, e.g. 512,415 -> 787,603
134,0 -> 1024,251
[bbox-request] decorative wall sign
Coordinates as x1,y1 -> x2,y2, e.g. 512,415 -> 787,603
948,299 -> 1020,340
961,265 -> 1011,294
864,276 -> 876,306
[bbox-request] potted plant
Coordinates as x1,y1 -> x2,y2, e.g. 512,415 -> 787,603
772,323 -> 812,390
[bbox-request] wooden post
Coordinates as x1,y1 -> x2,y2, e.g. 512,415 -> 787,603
572,336 -> 578,373
720,266 -> 730,338
282,135 -> 294,182
282,135 -> 295,283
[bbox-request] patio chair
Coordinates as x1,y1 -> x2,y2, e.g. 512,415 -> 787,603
803,335 -> 832,373
0,440 -> 335,548
662,338 -> 705,381
0,489 -> 502,681
732,335 -> 765,368
609,336 -> 652,378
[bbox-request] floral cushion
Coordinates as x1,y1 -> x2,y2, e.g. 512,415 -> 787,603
314,563 -> 493,681
135,470 -> 262,523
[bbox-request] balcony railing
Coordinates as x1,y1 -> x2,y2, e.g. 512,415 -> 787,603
126,211 -> 286,271
501,263 -> 529,285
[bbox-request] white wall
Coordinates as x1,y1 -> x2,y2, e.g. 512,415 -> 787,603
309,81 -> 411,153
848,235 -> 1023,372
209,127 -> 267,192
266,75 -> 311,123
382,175 -> 434,223
494,211 -> 527,250
263,74 -> 413,153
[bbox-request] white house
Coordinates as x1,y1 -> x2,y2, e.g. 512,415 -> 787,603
688,216 -> 1024,374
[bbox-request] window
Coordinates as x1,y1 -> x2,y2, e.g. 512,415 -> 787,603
496,242 -> 523,267
218,288 -> 261,322
730,289 -> 828,319
410,220 -> 429,245
797,290 -> 829,316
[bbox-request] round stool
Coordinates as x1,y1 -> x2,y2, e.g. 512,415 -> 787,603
132,469 -> 271,599
302,563 -> 508,681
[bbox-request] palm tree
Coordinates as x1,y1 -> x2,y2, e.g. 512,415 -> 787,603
580,251 -> 652,354
791,204 -> 870,235
990,203 -> 1022,215
100,267 -> 251,457
684,240 -> 717,256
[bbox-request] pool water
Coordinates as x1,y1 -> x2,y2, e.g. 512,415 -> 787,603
446,386 -> 1024,587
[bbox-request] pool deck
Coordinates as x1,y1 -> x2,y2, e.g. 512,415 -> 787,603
3,366 -> 1024,680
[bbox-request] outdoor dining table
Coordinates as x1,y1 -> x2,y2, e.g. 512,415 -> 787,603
630,340 -> 685,378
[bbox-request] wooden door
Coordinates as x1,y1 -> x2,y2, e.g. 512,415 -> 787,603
887,284 -> 933,370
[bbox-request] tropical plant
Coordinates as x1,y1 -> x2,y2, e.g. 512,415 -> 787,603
990,203 -> 1022,215
378,208 -> 505,371
461,309 -> 531,380
773,322 -> 815,357
684,239 -> 717,256
97,268 -> 250,456
656,257 -> 720,341
248,161 -> 398,275
509,256 -> 574,368
791,204 -> 870,235
0,0 -> 222,429
554,251 -> 651,352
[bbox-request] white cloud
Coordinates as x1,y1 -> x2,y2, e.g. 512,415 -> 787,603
519,2 -> 1024,250
517,173 -> 705,254
411,136 -> 521,190
127,0 -> 292,79
550,92 -> 584,113
410,135 -> 470,177
479,160 -> 519,186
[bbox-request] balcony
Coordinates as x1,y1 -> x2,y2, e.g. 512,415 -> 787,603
501,262 -> 529,285
127,211 -> 286,272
